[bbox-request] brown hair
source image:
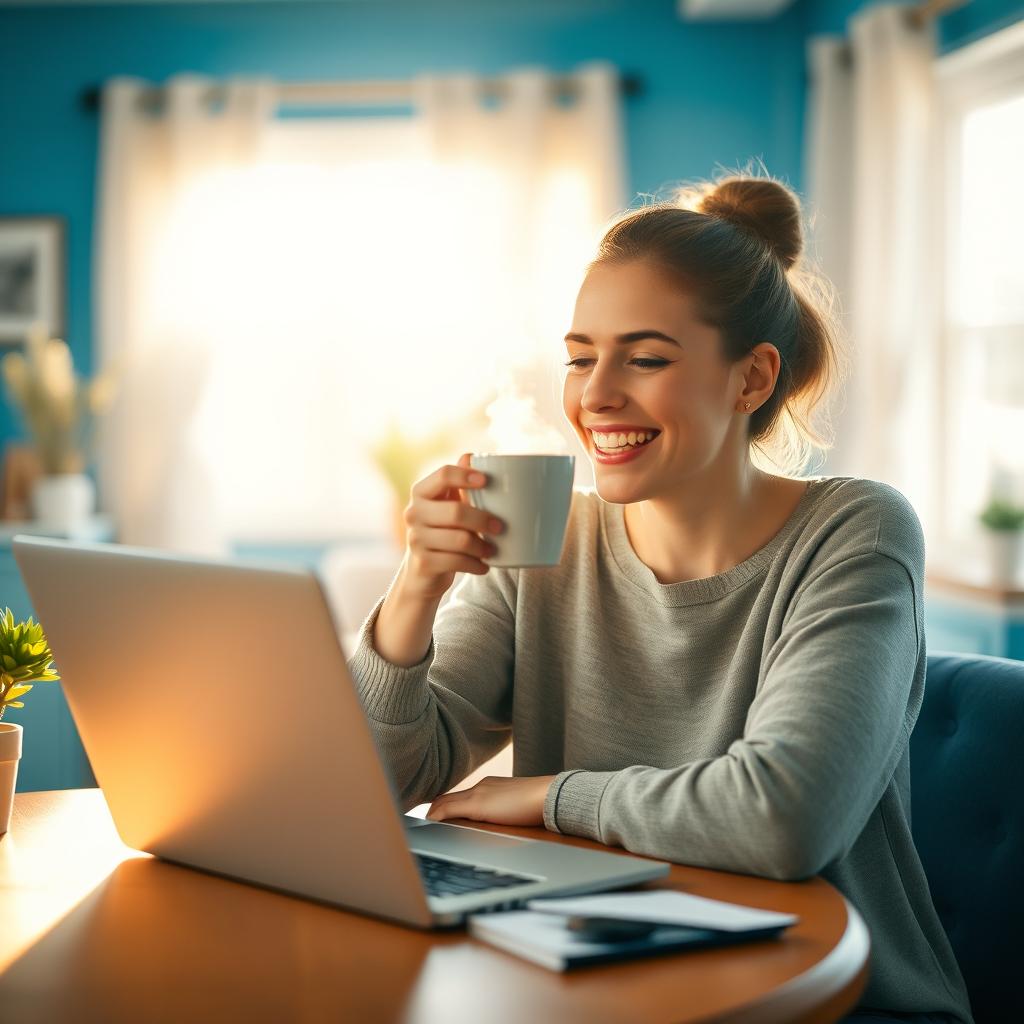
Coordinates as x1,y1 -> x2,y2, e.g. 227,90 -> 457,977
589,171 -> 849,476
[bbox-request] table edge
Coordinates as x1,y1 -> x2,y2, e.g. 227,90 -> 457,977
718,895 -> 870,1024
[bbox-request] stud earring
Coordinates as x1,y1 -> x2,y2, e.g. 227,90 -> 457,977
744,402 -> 751,411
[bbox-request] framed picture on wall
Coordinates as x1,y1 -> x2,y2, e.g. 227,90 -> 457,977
0,216 -> 66,347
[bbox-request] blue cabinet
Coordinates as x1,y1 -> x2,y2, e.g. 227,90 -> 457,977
1,519 -> 113,792
924,573 -> 1024,661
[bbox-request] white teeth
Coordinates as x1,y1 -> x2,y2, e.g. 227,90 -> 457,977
592,429 -> 656,451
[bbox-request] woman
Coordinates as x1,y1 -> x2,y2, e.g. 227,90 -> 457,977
348,176 -> 973,1024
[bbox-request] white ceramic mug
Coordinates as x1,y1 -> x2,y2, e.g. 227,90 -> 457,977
468,454 -> 575,567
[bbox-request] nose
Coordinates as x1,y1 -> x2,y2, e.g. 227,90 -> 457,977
579,360 -> 627,414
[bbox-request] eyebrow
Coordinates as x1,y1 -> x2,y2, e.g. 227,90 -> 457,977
563,330 -> 681,348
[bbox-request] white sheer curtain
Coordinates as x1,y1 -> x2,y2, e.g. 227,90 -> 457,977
94,74 -> 275,555
805,5 -> 941,544
94,64 -> 626,550
409,62 -> 626,491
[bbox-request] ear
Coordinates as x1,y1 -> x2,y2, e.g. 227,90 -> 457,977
736,343 -> 781,412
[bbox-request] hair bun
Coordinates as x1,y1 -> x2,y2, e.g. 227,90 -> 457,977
697,177 -> 803,271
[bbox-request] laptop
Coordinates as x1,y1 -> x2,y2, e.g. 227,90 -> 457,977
12,535 -> 669,929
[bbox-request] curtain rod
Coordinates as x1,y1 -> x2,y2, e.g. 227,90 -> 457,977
79,72 -> 643,113
907,0 -> 971,28
830,0 -> 971,64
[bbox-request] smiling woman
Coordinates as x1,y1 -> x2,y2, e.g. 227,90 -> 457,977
350,173 -> 974,1024
577,176 -> 848,481
555,179 -> 849,581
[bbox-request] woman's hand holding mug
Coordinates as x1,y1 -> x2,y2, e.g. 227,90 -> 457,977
373,454 -> 503,667
399,452 -> 505,603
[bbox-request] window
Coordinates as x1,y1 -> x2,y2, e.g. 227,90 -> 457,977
161,114 -> 599,541
937,21 -> 1024,554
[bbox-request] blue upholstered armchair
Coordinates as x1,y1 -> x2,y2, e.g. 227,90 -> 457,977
911,653 -> 1024,1023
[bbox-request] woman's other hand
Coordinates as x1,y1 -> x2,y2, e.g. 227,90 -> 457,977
425,775 -> 558,828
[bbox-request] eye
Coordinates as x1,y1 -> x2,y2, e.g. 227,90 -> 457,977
562,357 -> 670,371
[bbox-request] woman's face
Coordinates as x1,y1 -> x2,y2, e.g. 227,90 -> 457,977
562,260 -> 749,505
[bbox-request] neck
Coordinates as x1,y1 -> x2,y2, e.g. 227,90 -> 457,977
623,459 -> 782,584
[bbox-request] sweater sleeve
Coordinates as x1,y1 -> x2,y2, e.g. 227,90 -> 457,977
347,567 -> 517,811
542,547 -> 924,881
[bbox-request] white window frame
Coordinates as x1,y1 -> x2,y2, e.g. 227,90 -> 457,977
935,20 -> 1024,558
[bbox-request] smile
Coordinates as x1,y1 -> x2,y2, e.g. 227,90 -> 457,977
590,429 -> 657,450
588,428 -> 660,465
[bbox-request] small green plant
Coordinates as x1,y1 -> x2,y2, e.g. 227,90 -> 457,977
370,419 -> 456,509
979,498 -> 1024,532
0,608 -> 60,721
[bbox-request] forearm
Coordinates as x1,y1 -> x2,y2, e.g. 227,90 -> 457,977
372,564 -> 443,668
348,570 -> 517,810
544,750 -> 847,882
349,597 -> 460,809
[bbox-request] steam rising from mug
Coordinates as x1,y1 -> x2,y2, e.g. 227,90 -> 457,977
483,389 -> 570,455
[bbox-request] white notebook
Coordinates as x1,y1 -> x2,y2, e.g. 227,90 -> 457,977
469,912 -> 792,972
525,890 -> 798,932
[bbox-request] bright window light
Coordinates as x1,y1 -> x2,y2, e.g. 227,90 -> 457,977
152,117 -> 597,540
945,88 -> 1024,543
956,92 -> 1024,327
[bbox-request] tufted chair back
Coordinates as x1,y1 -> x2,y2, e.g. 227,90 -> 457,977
911,653 -> 1024,1023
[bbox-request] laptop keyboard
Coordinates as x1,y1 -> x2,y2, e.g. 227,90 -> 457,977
414,852 -> 536,899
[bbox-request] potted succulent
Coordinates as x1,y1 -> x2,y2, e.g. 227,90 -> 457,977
978,497 -> 1024,586
0,607 -> 60,834
1,321 -> 116,530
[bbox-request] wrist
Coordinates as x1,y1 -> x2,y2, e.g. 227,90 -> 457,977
391,561 -> 446,610
373,570 -> 442,668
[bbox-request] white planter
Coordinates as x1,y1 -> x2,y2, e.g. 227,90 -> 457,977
0,722 -> 22,835
983,529 -> 1024,587
31,473 -> 96,531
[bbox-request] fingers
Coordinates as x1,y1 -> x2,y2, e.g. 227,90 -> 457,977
411,458 -> 487,503
410,524 -> 497,562
426,777 -> 491,821
426,791 -> 473,822
426,777 -> 504,821
409,548 -> 491,577
410,498 -> 502,536
400,456 -> 505,596
407,457 -> 504,537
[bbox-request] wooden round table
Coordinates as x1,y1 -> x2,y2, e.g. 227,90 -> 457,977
0,789 -> 868,1023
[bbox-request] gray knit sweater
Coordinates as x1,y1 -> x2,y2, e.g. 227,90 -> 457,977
348,476 -> 973,1021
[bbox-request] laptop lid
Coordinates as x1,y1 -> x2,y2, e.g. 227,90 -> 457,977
12,535 -> 435,928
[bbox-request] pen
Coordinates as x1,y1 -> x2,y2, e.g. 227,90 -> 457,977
565,916 -> 660,942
